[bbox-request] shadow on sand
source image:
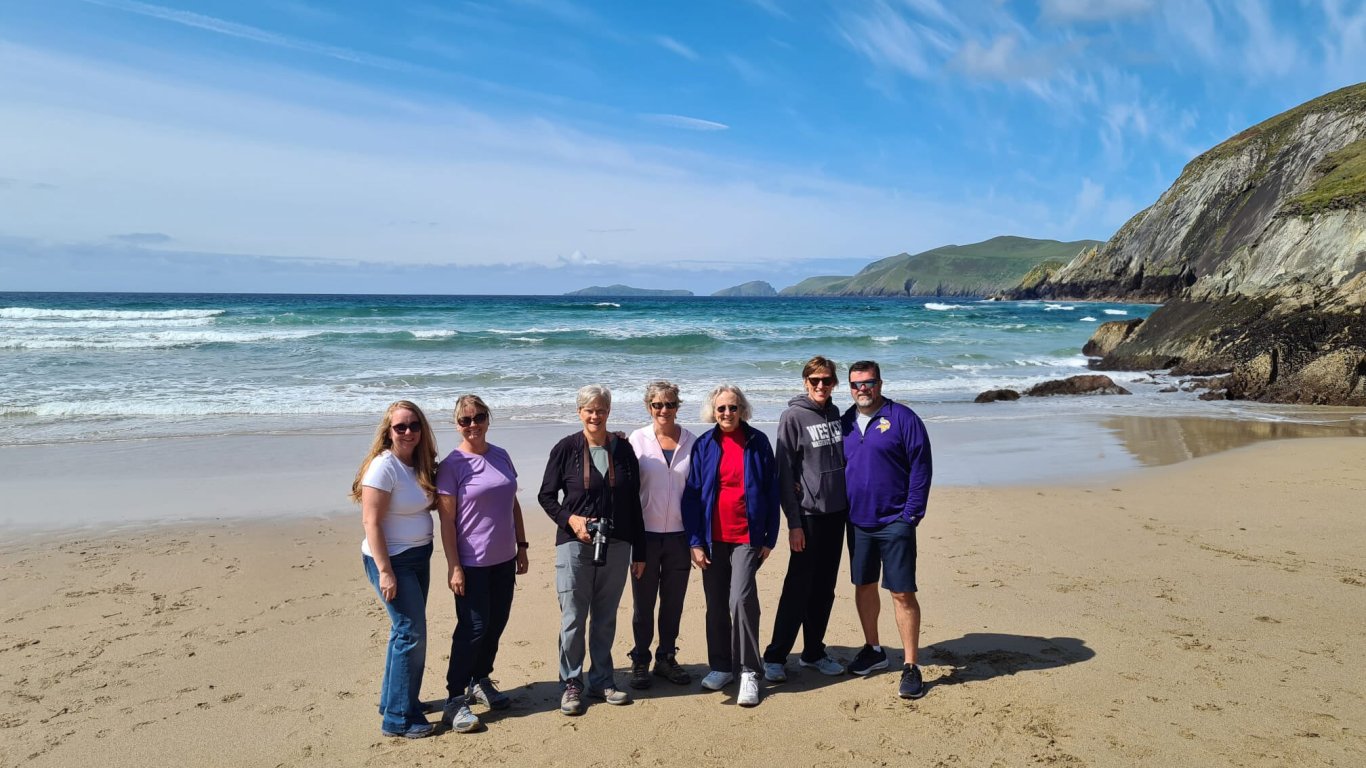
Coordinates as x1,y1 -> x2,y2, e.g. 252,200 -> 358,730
924,632 -> 1094,688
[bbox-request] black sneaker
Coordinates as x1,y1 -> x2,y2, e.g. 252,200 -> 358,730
653,652 -> 692,685
898,664 -> 926,699
629,658 -> 653,689
848,644 -> 889,676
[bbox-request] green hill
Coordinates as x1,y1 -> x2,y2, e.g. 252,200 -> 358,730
779,236 -> 1101,297
565,284 -> 693,297
712,280 -> 777,297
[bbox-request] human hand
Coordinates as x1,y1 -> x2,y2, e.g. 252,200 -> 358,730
516,550 -> 529,575
378,569 -> 398,601
631,562 -> 645,579
449,565 -> 465,596
569,515 -> 593,544
789,528 -> 806,552
690,547 -> 710,570
759,546 -> 772,563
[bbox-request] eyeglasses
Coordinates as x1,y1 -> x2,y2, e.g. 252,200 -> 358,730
849,379 -> 880,391
456,412 -> 489,427
391,421 -> 422,434
807,376 -> 837,388
649,401 -> 680,410
715,404 -> 739,414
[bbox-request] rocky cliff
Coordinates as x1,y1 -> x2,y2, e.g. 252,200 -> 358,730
1015,82 -> 1366,405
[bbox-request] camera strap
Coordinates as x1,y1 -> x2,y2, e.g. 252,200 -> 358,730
582,437 -> 615,491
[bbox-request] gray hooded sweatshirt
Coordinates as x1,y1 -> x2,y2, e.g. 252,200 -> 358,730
775,394 -> 849,528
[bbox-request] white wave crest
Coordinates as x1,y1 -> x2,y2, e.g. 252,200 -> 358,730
1103,309 -> 1128,315
409,330 -> 457,339
0,307 -> 225,320
924,303 -> 968,311
1043,304 -> 1075,311
593,302 -> 621,308
1080,316 -> 1097,322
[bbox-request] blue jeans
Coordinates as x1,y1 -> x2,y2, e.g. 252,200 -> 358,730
363,542 -> 432,732
445,557 -> 517,699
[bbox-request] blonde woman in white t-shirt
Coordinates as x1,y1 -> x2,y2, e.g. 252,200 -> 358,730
350,400 -> 439,739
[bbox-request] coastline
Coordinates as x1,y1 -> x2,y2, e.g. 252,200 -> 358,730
2,436 -> 1363,767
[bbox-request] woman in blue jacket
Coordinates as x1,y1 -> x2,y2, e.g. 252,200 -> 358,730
681,384 -> 780,707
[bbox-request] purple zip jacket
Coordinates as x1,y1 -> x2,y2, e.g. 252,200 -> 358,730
840,398 -> 932,528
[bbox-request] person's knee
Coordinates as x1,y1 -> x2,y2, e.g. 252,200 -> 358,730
890,590 -> 919,608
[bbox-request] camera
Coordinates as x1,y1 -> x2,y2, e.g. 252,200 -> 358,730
586,517 -> 613,567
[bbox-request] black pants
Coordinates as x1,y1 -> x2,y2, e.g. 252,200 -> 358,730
763,513 -> 846,664
629,532 -> 691,662
445,557 -> 517,698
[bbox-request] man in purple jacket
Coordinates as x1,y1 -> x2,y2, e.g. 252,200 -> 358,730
840,360 -> 932,700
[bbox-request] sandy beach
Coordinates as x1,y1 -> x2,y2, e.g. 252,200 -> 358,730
3,430 -> 1365,767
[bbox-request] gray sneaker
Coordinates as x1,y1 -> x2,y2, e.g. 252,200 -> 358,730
798,654 -> 846,676
560,680 -> 585,716
468,677 -> 511,710
440,702 -> 481,733
762,661 -> 787,682
589,686 -> 631,705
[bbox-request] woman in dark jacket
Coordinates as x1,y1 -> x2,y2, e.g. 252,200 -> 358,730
681,384 -> 780,708
538,384 -> 645,716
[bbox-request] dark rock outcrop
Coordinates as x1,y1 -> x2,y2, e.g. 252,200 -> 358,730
1025,375 -> 1131,397
974,388 -> 1020,403
1082,319 -> 1144,357
1010,83 -> 1366,405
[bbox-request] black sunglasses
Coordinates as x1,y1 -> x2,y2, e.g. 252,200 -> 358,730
456,412 -> 489,427
391,421 -> 422,434
807,375 -> 837,387
649,401 -> 680,410
715,404 -> 739,414
849,379 -> 880,391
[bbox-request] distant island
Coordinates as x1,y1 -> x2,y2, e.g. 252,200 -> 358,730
712,280 -> 777,297
565,284 -> 694,297
780,235 -> 1101,297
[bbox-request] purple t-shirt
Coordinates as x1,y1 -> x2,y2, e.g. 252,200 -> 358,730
435,444 -> 519,567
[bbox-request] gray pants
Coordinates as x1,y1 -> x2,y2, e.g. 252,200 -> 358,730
701,542 -> 763,675
555,540 -> 631,691
630,532 -> 691,662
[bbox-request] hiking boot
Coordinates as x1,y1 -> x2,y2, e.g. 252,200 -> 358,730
898,664 -> 926,699
560,680 -> 585,716
629,659 -> 653,689
700,670 -> 734,690
848,645 -> 889,676
589,687 -> 631,705
440,702 -> 481,733
381,722 -> 435,739
468,677 -> 511,710
762,661 -> 787,682
653,652 -> 692,685
737,670 -> 760,707
799,654 -> 846,676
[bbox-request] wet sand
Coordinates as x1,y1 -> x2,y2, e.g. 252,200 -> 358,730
2,432 -> 1364,767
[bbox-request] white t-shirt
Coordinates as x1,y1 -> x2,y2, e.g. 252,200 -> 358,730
359,450 -> 434,557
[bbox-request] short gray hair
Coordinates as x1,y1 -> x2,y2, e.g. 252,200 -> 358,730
576,384 -> 612,410
643,380 -> 680,407
701,384 -> 752,423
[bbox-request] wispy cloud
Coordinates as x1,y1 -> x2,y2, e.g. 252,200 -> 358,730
744,0 -> 790,21
655,35 -> 699,61
640,113 -> 730,131
1040,0 -> 1155,24
838,0 -> 953,78
79,0 -> 418,71
726,54 -> 768,85
109,232 -> 174,245
556,249 -> 601,267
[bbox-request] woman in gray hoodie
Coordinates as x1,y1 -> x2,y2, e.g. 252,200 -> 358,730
762,355 -> 850,681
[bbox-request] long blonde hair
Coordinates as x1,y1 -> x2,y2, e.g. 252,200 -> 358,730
349,400 -> 438,503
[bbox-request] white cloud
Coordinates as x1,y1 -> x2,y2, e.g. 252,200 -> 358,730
556,249 -> 601,267
837,0 -> 954,78
1040,0 -> 1155,23
1234,0 -> 1299,77
655,35 -> 700,61
640,113 -> 730,131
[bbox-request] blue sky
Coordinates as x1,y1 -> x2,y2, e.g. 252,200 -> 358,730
1,0 -> 1363,294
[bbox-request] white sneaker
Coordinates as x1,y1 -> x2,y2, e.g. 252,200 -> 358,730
700,670 -> 734,690
737,670 -> 760,707
762,662 -> 787,682
798,654 -> 846,676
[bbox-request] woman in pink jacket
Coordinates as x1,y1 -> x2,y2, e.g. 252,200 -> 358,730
625,380 -> 697,689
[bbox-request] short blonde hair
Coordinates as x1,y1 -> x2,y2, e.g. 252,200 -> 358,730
643,380 -> 680,406
701,384 -> 752,423
577,384 -> 611,410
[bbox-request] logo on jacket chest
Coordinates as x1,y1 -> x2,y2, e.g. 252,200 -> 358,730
805,420 -> 842,447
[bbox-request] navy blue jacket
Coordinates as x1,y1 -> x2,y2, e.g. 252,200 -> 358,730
681,422 -> 781,551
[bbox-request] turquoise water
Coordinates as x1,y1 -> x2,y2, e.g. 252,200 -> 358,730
1,291 -> 1177,444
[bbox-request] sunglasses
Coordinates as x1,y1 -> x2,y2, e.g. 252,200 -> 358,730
807,376 -> 837,387
456,412 -> 489,427
649,401 -> 680,410
849,379 -> 880,391
715,404 -> 739,414
391,421 -> 422,434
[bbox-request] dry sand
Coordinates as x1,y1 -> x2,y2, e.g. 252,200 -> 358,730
2,436 -> 1365,767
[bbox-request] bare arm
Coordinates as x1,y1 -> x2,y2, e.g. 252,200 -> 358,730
437,493 -> 465,596
513,498 -> 529,574
361,487 -> 397,601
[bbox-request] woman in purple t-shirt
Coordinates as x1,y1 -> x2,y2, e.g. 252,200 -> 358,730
435,395 -> 529,734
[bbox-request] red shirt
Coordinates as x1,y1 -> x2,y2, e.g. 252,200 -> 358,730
712,429 -> 750,544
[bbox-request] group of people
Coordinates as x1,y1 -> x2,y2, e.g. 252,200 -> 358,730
351,358 -> 933,739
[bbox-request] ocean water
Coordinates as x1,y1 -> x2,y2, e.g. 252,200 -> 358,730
0,290 -> 1327,447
